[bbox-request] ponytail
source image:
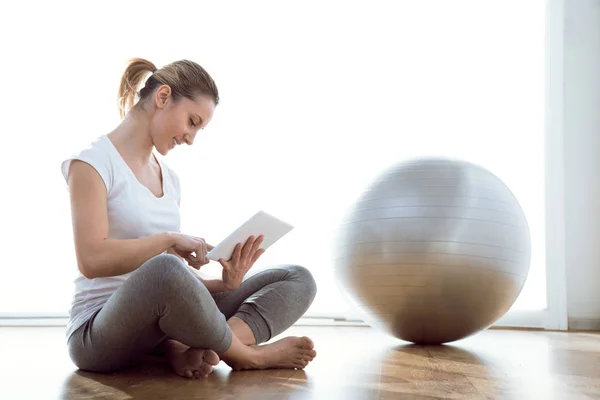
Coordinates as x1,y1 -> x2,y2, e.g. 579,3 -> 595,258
117,58 -> 157,119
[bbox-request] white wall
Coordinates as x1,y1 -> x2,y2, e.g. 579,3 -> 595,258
563,0 -> 600,329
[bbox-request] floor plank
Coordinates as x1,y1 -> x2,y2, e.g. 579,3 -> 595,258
1,325 -> 600,399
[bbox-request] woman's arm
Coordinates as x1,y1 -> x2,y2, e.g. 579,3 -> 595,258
166,248 -> 227,293
173,191 -> 226,293
68,160 -> 177,279
198,276 -> 227,293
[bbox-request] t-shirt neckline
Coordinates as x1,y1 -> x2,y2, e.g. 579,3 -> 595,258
103,135 -> 168,200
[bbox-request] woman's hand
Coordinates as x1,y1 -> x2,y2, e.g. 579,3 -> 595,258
219,235 -> 265,290
186,241 -> 215,269
170,233 -> 212,270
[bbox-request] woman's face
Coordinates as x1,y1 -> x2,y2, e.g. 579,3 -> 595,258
150,85 -> 215,155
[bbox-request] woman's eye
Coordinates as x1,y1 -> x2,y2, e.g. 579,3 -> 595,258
189,118 -> 196,127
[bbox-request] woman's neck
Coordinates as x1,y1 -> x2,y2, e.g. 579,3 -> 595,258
108,111 -> 155,166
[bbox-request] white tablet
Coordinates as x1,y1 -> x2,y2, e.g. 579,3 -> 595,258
206,210 -> 294,261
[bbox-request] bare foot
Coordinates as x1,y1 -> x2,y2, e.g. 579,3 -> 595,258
229,336 -> 317,371
166,342 -> 220,379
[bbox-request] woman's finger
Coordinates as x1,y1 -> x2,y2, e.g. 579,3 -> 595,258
187,261 -> 201,270
251,248 -> 265,265
241,236 -> 256,264
250,235 -> 264,254
187,259 -> 208,269
218,258 -> 229,270
188,257 -> 208,266
231,243 -> 242,265
204,243 -> 214,263
191,240 -> 205,262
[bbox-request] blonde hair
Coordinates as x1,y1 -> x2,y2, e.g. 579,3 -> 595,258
117,58 -> 219,119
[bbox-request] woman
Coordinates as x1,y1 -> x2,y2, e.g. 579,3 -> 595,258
61,58 -> 318,379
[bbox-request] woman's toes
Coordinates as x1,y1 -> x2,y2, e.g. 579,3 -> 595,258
301,337 -> 314,349
184,369 -> 193,379
201,362 -> 213,375
193,370 -> 207,379
296,358 -> 309,367
204,350 -> 220,366
302,349 -> 317,358
294,360 -> 308,369
301,354 -> 313,363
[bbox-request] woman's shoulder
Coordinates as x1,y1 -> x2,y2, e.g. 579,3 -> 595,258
62,135 -> 112,162
60,135 -> 115,190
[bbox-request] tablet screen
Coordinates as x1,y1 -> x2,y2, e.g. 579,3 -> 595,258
206,210 -> 294,261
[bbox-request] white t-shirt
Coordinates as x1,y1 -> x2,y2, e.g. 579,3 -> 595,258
61,134 -> 182,339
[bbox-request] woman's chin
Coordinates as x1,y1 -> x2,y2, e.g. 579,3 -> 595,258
157,146 -> 170,156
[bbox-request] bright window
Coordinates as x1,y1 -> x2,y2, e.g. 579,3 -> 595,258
0,0 -> 545,319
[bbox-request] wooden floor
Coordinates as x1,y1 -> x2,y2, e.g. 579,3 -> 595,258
2,325 -> 600,399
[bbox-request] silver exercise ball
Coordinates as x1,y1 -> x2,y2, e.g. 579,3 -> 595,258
333,157 -> 531,344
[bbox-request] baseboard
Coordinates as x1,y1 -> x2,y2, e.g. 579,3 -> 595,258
0,311 -> 555,330
568,317 -> 600,331
493,309 -> 547,329
0,318 -> 69,327
0,317 -> 367,328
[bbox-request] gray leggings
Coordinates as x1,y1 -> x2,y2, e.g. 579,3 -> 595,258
67,254 -> 317,372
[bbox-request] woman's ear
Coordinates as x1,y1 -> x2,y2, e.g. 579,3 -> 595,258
155,85 -> 172,109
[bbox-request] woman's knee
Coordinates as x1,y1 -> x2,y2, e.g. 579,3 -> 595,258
284,265 -> 318,300
138,253 -> 189,286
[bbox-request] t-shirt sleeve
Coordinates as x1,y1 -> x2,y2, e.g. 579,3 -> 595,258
60,147 -> 113,194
